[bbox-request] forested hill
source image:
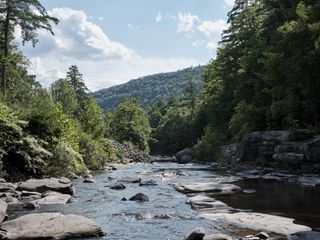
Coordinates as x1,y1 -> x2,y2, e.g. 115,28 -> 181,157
92,65 -> 205,112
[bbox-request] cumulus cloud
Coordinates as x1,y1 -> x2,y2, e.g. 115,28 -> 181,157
224,0 -> 235,7
22,7 -> 133,61
19,7 -> 202,91
198,19 -> 228,37
156,13 -> 162,22
177,12 -> 200,33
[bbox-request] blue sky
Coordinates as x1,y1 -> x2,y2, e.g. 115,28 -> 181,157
19,0 -> 234,90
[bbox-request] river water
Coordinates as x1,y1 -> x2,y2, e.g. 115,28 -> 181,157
7,161 -> 320,239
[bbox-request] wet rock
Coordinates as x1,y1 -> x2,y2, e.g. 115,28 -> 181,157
83,178 -> 95,184
175,183 -> 241,194
298,176 -> 320,187
17,178 -> 75,195
272,153 -> 304,164
120,197 -> 128,201
139,180 -> 157,186
110,183 -> 126,190
289,231 -> 320,240
176,148 -> 193,164
219,144 -> 240,163
255,232 -> 269,239
118,176 -> 141,183
274,143 -> 303,154
154,213 -> 172,219
35,191 -> 72,205
243,189 -> 256,194
186,195 -> 228,210
200,212 -> 311,235
129,193 -> 149,202
22,202 -> 39,210
184,227 -> 205,240
289,129 -> 315,141
135,212 -> 153,220
203,234 -> 232,240
0,199 -> 7,223
0,183 -> 16,193
0,212 -> 104,239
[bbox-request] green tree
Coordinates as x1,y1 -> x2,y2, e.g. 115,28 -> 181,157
0,0 -> 58,96
107,99 -> 151,152
66,65 -> 88,107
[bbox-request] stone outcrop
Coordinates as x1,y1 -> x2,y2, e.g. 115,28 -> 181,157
184,227 -> 206,240
0,212 -> 104,239
0,199 -> 7,223
175,183 -> 241,194
16,178 -> 75,196
200,212 -> 311,235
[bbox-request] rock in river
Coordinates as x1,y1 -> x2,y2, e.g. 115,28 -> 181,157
200,212 -> 311,235
129,193 -> 149,202
175,183 -> 241,194
0,212 -> 104,239
0,199 -> 7,223
16,178 -> 75,195
184,227 -> 206,240
35,191 -> 72,205
110,183 -> 126,190
203,234 -> 232,240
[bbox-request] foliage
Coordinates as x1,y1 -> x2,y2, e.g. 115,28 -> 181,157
107,98 -> 151,152
92,66 -> 205,112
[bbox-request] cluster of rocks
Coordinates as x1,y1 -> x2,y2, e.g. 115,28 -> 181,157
0,177 -> 104,240
110,140 -> 154,163
222,130 -> 320,173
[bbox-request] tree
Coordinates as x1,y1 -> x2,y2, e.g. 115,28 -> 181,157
66,65 -> 88,107
0,0 -> 58,96
107,99 -> 151,152
50,79 -> 78,116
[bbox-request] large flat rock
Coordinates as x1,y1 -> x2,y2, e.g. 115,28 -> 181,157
200,212 -> 311,235
16,178 -> 75,195
35,191 -> 72,205
175,183 -> 241,194
0,212 -> 104,239
186,195 -> 229,211
0,199 -> 7,223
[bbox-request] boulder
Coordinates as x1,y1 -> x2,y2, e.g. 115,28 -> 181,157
303,137 -> 320,162
118,176 -> 141,183
0,199 -> 7,223
200,212 -> 311,235
22,202 -> 39,210
175,183 -> 241,194
274,143 -> 304,154
35,191 -> 72,205
184,227 -> 205,240
0,183 -> 16,193
176,148 -> 193,164
203,234 -> 232,240
110,183 -> 126,190
83,178 -> 95,183
289,129 -> 315,141
129,193 -> 149,202
272,153 -> 304,164
139,180 -> 157,186
219,144 -> 239,163
0,212 -> 104,239
298,176 -> 320,187
186,195 -> 228,210
16,178 -> 75,196
255,232 -> 269,239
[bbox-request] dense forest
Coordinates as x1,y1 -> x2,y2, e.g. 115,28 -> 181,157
1,0 -> 320,180
92,66 -> 205,112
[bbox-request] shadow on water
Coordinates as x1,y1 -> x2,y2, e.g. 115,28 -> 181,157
213,179 -> 320,230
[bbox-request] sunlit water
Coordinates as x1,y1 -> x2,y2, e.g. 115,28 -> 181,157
7,162 -> 320,239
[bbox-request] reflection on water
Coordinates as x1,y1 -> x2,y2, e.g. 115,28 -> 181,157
214,179 -> 320,230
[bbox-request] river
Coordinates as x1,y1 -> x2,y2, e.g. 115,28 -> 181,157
7,161 -> 320,239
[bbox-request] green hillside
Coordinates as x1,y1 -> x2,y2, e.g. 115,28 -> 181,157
92,65 -> 206,111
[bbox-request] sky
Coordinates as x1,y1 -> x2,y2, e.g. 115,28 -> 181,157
18,0 -> 234,91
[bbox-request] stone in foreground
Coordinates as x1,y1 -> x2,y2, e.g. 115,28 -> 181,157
175,183 -> 241,194
129,193 -> 149,202
203,234 -> 232,240
0,199 -> 7,223
200,212 -> 311,235
16,178 -> 75,195
0,212 -> 104,240
35,191 -> 72,205
184,227 -> 206,240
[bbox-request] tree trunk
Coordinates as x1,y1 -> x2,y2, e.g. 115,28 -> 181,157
2,0 -> 11,97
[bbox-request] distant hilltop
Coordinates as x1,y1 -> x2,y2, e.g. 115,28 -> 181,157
92,65 -> 206,112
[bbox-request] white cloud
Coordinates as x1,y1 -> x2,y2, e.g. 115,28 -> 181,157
19,7 -> 202,91
198,19 -> 228,37
224,0 -> 235,7
156,13 -> 162,22
98,17 -> 104,21
177,12 -> 200,33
